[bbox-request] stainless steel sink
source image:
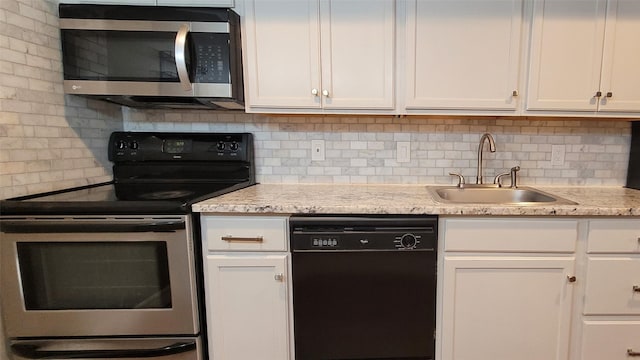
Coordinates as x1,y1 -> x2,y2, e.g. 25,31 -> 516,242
428,186 -> 577,205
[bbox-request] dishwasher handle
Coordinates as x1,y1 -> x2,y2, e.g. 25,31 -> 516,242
12,341 -> 196,359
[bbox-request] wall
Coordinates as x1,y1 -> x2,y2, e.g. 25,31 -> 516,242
0,0 -> 123,200
126,109 -> 631,186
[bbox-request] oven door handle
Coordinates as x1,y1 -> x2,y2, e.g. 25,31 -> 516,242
12,341 -> 196,359
1,220 -> 185,233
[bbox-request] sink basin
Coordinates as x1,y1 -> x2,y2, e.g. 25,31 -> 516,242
428,186 -> 577,205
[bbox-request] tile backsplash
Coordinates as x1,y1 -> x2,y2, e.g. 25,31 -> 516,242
0,0 -> 123,199
125,109 -> 631,186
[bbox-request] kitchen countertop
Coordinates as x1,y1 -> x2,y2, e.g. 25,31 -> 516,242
192,184 -> 640,216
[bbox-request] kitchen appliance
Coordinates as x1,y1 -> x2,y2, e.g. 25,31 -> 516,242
626,122 -> 640,190
289,215 -> 438,360
0,131 -> 255,360
58,4 -> 244,110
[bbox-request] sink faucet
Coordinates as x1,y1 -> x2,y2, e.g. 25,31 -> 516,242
476,133 -> 496,184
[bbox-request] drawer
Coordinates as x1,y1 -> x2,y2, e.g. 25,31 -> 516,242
584,257 -> 640,315
202,216 -> 288,252
581,321 -> 640,360
588,219 -> 640,254
443,218 -> 577,253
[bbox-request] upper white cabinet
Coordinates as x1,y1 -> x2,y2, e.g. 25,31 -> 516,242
60,0 -> 234,6
527,0 -> 640,113
404,0 -> 524,111
242,0 -> 395,112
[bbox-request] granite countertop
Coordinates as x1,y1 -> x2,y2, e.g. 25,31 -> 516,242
192,184 -> 640,216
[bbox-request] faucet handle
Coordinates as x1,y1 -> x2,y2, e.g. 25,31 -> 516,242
449,173 -> 466,188
494,172 -> 510,187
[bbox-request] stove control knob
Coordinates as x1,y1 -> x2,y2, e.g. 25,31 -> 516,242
230,141 -> 239,151
400,234 -> 418,249
129,141 -> 139,150
116,140 -> 127,149
216,141 -> 226,151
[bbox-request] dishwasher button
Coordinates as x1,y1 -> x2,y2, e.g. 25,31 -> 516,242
400,234 -> 418,249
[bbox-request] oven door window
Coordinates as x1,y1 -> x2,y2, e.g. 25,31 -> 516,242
60,30 -> 190,82
17,242 -> 172,310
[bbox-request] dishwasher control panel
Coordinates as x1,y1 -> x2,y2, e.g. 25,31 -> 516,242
290,215 -> 438,251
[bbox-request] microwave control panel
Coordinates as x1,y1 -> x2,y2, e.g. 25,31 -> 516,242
192,33 -> 230,84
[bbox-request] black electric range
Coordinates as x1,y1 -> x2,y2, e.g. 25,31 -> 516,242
0,131 -> 255,215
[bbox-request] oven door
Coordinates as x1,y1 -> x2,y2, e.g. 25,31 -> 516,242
59,19 -> 233,97
0,216 -> 199,338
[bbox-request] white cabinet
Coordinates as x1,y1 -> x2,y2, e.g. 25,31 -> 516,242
404,0 -> 524,111
527,0 -> 640,113
440,218 -> 578,360
242,0 -> 395,112
60,0 -> 234,6
206,254 -> 290,360
579,219 -> 640,360
201,215 -> 292,360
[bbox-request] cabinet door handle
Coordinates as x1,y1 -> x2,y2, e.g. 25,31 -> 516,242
567,275 -> 577,283
512,90 -> 519,97
322,89 -> 330,97
595,91 -> 602,97
628,349 -> 640,357
606,91 -> 613,98
633,285 -> 640,292
221,236 -> 264,243
274,273 -> 284,281
311,88 -> 319,96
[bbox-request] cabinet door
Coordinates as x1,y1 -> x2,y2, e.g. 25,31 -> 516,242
156,0 -> 234,6
599,0 -> 640,112
405,0 -> 522,110
205,254 -> 291,360
243,0 -> 322,109
527,0 -> 607,111
320,0 -> 395,109
441,257 -> 575,360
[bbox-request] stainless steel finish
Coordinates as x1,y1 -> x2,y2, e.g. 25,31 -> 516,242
476,133 -> 496,184
175,24 -> 192,92
510,166 -> 521,188
63,81 -> 233,97
428,186 -> 578,205
512,90 -> 519,96
606,91 -> 613,98
449,172 -> 466,188
0,215 -> 199,338
59,18 -> 230,33
493,171 -> 510,187
10,337 -> 202,360
595,91 -> 603,97
629,349 -> 640,357
567,275 -> 577,283
633,285 -> 640,292
221,236 -> 264,243
274,273 -> 284,281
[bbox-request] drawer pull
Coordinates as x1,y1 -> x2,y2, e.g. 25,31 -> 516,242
628,349 -> 640,357
633,285 -> 640,293
567,275 -> 577,283
274,273 -> 284,281
222,236 -> 264,243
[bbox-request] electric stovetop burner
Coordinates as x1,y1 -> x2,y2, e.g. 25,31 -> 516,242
0,132 -> 256,215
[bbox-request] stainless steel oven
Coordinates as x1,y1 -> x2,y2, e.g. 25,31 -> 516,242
1,216 -> 203,360
0,131 -> 256,360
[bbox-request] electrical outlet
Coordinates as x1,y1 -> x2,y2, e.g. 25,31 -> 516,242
311,140 -> 325,161
551,144 -> 565,166
397,142 -> 410,163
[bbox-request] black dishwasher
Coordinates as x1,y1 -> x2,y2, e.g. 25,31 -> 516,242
290,215 -> 438,360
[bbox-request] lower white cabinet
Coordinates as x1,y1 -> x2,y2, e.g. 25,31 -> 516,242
201,215 -> 292,360
206,254 -> 290,360
581,321 -> 640,360
440,217 -> 578,360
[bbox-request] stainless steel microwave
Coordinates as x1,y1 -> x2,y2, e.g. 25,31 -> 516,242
59,4 -> 244,110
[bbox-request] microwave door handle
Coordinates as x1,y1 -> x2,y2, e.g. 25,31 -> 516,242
175,24 -> 192,91
12,341 -> 196,359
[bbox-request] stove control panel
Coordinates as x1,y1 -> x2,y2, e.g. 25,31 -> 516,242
109,132 -> 254,162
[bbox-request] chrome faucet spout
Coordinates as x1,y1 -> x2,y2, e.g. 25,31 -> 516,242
476,133 -> 496,184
